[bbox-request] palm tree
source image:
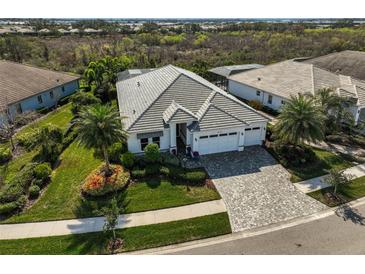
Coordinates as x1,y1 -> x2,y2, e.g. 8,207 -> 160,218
274,94 -> 325,146
75,104 -> 128,173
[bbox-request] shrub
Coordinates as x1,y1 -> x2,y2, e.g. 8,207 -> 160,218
62,128 -> 78,149
0,147 -> 12,163
145,163 -> 161,176
81,165 -> 130,197
160,153 -> 180,166
29,185 -> 41,199
185,170 -> 207,184
248,100 -> 263,110
144,143 -> 160,163
0,201 -> 18,214
274,144 -> 317,167
0,184 -> 23,203
70,92 -> 101,115
121,152 -> 135,169
131,168 -> 146,178
16,129 -> 39,149
34,163 -> 52,180
15,195 -> 27,209
160,165 -> 184,179
108,142 -> 127,163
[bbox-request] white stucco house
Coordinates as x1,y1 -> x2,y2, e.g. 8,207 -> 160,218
228,59 -> 365,124
117,65 -> 268,156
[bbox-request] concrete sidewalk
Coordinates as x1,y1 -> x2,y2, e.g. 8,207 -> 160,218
294,164 -> 365,193
0,200 -> 226,240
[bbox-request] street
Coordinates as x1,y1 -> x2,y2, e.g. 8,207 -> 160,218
170,203 -> 365,255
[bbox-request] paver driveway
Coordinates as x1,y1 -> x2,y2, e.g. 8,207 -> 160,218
200,147 -> 327,232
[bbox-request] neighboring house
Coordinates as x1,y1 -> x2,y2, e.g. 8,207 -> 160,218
117,65 -> 268,156
302,50 -> 365,81
209,64 -> 263,91
228,59 -> 365,124
0,60 -> 80,125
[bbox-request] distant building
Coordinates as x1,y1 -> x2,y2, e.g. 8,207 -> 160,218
0,61 -> 80,125
208,64 -> 264,91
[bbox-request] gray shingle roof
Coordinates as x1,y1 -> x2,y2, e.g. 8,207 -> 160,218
229,59 -> 365,107
303,50 -> 365,81
117,65 -> 267,133
0,60 -> 80,111
209,64 -> 264,78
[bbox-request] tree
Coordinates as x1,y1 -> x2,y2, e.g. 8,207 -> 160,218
103,197 -> 120,240
144,143 -> 160,163
75,104 -> 128,173
70,92 -> 101,115
314,88 -> 355,134
274,94 -> 325,146
0,118 -> 15,151
323,168 -> 353,195
36,125 -> 63,163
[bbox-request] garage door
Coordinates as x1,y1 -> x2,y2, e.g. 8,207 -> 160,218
199,132 -> 238,155
244,127 -> 262,146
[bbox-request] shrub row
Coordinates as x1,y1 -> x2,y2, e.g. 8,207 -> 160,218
131,164 -> 207,185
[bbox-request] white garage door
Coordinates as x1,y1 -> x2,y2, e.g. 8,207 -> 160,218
199,132 -> 238,155
244,127 -> 262,146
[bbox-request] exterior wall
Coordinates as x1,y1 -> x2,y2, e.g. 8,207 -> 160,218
7,80 -> 79,120
228,80 -> 286,110
350,106 -> 361,124
127,128 -> 170,154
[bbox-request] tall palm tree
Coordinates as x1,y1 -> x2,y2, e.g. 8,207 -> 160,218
274,94 -> 325,146
75,104 -> 128,173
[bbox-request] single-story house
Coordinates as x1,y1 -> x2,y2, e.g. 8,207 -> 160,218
117,65 -> 268,156
208,64 -> 263,91
302,50 -> 365,81
228,59 -> 365,124
0,60 -> 80,125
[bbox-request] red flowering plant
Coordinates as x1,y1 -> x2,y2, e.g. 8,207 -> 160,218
81,164 -> 130,197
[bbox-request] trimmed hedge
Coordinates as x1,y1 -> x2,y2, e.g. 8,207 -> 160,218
34,163 -> 52,180
29,185 -> 41,199
0,147 -> 12,163
121,152 -> 135,169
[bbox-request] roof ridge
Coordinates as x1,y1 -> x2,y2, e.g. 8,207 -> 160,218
126,69 -> 181,131
211,103 -> 247,124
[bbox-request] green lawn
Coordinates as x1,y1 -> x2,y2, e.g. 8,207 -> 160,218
283,148 -> 353,183
0,103 -> 74,184
17,103 -> 73,135
0,213 -> 231,255
308,176 -> 365,207
5,142 -> 220,223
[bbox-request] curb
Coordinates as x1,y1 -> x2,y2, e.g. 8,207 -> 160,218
124,196 -> 365,255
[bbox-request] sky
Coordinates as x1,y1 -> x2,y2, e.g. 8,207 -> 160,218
1,0 -> 364,19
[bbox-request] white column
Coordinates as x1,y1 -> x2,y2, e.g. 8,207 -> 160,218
238,129 -> 245,151
169,123 -> 177,153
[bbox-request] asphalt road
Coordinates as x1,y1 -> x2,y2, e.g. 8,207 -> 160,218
170,203 -> 365,255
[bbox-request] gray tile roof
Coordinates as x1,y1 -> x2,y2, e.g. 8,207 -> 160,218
0,60 -> 80,111
117,68 -> 156,82
303,50 -> 365,81
209,64 -> 264,78
229,59 -> 365,107
117,65 -> 267,133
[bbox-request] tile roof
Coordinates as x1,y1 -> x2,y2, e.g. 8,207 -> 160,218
303,50 -> 365,81
117,65 -> 267,133
0,60 -> 80,111
209,64 -> 264,78
228,59 -> 365,107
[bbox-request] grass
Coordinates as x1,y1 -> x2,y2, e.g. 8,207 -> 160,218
0,103 -> 74,184
5,142 -> 220,223
0,212 -> 231,255
308,176 -> 365,207
268,146 -> 354,183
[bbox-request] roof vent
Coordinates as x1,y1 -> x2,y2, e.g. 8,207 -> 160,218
257,77 -> 261,81
137,81 -> 140,87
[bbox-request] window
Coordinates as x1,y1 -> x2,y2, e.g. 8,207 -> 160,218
219,133 -> 228,137
140,138 -> 149,151
252,127 -> 260,130
61,86 -> 65,92
209,134 -> 218,138
245,128 -> 252,131
281,100 -> 286,105
229,132 -> 237,135
152,136 -> 160,148
256,90 -> 261,96
37,95 -> 43,104
50,91 -> 54,99
200,136 -> 208,139
15,103 -> 23,114
268,95 -> 273,104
